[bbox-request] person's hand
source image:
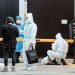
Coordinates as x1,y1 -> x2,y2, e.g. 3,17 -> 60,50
51,43 -> 54,46
30,43 -> 33,46
19,30 -> 24,34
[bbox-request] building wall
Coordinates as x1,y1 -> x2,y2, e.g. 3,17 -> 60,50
27,0 -> 74,58
18,0 -> 75,58
0,0 -> 19,57
24,0 -> 75,19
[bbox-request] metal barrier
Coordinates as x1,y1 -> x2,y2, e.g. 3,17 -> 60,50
0,38 -> 75,63
36,39 -> 74,43
0,38 -> 74,43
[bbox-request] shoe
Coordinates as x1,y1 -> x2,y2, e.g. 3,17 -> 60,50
49,60 -> 60,65
1,66 -> 8,72
11,66 -> 15,72
61,59 -> 67,65
27,66 -> 36,71
16,60 -> 20,63
23,64 -> 29,70
27,67 -> 32,71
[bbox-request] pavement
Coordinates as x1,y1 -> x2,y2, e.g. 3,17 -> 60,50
0,58 -> 75,75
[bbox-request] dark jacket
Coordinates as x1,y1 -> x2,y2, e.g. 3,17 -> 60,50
2,24 -> 19,44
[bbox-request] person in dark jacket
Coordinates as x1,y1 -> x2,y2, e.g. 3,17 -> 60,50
2,17 -> 19,72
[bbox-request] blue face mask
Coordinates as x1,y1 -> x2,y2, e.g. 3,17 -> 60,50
25,19 -> 32,24
28,21 -> 32,24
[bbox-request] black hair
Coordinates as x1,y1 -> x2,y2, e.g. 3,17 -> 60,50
6,17 -> 15,24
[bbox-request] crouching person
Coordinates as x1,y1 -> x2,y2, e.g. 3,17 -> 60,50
47,33 -> 69,65
2,17 -> 19,72
41,33 -> 68,65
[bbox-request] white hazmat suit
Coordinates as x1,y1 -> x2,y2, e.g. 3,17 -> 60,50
23,13 -> 37,70
41,33 -> 68,65
47,33 -> 68,61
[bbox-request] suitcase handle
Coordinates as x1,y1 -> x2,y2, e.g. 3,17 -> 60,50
28,45 -> 34,51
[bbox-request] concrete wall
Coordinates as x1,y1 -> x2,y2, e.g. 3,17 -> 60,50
19,0 -> 27,23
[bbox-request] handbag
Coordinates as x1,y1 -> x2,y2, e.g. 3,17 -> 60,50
25,46 -> 38,64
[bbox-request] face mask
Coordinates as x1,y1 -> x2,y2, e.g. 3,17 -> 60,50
16,21 -> 21,24
25,19 -> 29,24
28,21 -> 32,24
25,19 -> 32,24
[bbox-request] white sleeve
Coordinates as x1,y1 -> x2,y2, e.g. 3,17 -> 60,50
64,41 -> 69,53
30,24 -> 37,43
52,40 -> 58,51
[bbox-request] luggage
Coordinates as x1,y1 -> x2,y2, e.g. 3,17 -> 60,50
26,46 -> 38,64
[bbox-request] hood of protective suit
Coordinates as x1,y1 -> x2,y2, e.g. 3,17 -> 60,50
55,33 -> 63,39
25,13 -> 34,24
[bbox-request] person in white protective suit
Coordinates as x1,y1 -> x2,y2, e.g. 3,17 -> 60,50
23,13 -> 37,70
41,33 -> 69,65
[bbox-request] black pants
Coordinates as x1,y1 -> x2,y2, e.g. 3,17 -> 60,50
16,52 -> 20,62
3,44 -> 16,66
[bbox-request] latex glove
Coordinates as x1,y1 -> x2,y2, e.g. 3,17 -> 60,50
30,43 -> 34,46
19,30 -> 24,34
